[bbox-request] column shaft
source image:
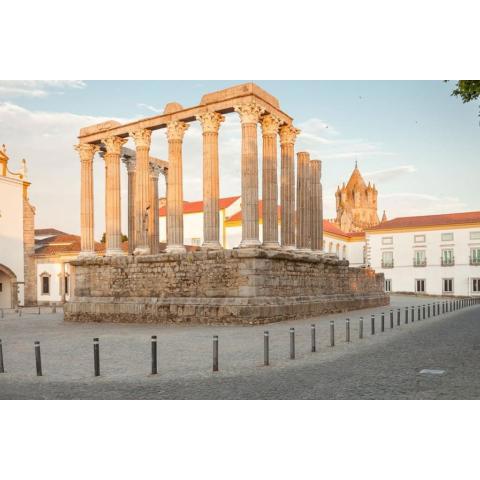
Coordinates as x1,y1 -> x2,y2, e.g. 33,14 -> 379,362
261,115 -> 281,248
310,160 -> 324,252
166,121 -> 189,253
235,103 -> 264,248
75,144 -> 98,256
279,126 -> 299,249
197,112 -> 224,249
130,129 -> 152,255
149,164 -> 160,254
103,136 -> 126,255
296,151 -> 311,250
122,156 -> 136,254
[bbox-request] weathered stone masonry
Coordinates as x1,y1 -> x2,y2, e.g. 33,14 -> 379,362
65,249 -> 388,325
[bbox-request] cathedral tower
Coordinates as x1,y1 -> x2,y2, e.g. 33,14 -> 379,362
334,162 -> 380,232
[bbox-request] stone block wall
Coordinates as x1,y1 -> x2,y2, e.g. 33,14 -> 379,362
65,248 -> 389,325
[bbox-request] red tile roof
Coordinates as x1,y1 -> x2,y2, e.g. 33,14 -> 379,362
159,196 -> 240,216
367,211 -> 480,231
35,228 -> 67,236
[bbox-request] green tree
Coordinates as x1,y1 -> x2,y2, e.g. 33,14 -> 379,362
100,232 -> 128,243
449,80 -> 480,117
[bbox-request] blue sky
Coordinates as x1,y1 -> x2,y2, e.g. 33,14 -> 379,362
0,80 -> 478,237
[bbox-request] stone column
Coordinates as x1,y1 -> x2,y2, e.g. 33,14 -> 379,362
261,114 -> 282,248
234,102 -> 265,247
310,160 -> 324,253
196,112 -> 225,249
60,261 -> 66,303
166,121 -> 189,254
122,155 -> 136,254
130,129 -> 152,255
279,125 -> 300,249
296,151 -> 311,250
103,136 -> 127,255
149,162 -> 161,254
75,143 -> 99,256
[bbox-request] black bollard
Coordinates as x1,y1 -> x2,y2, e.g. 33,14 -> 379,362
311,324 -> 316,353
290,328 -> 295,359
0,339 -> 4,373
151,335 -> 157,375
330,321 -> 335,347
371,314 -> 375,335
346,319 -> 350,343
34,341 -> 42,376
93,338 -> 100,376
213,335 -> 219,371
428,304 -> 430,318
390,310 -> 394,329
38,306 -> 41,315
264,331 -> 270,366
418,306 -> 421,321
381,313 -> 385,332
52,305 -> 56,314
422,305 -> 425,320
397,308 -> 401,326
359,317 -> 364,339
411,306 -> 415,323
405,307 -> 409,324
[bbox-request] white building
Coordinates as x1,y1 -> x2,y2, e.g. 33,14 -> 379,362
366,212 -> 480,297
0,144 -> 35,308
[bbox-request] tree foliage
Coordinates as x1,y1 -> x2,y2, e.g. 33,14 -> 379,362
451,80 -> 480,103
100,232 -> 128,243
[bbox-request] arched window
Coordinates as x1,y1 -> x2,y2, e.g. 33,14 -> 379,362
39,272 -> 51,295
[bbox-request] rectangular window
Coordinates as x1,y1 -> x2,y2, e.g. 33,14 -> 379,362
414,249 -> 426,266
470,231 -> 480,240
472,278 -> 480,293
382,237 -> 393,245
443,278 -> 454,293
414,234 -> 426,243
471,248 -> 480,265
441,232 -> 454,242
442,249 -> 454,266
42,276 -> 50,295
381,251 -> 394,268
415,279 -> 426,293
385,279 -> 392,292
65,276 -> 69,295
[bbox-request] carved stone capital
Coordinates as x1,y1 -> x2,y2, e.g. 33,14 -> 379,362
196,112 -> 225,134
261,114 -> 282,137
103,136 -> 127,155
149,162 -> 162,179
122,155 -> 136,173
74,143 -> 99,162
130,129 -> 152,149
166,121 -> 189,141
279,125 -> 301,145
234,102 -> 265,124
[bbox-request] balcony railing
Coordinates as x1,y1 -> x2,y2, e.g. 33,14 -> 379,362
470,257 -> 480,266
441,257 -> 455,266
413,258 -> 427,267
381,260 -> 394,268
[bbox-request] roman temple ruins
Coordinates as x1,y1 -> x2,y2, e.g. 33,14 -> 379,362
65,83 -> 388,324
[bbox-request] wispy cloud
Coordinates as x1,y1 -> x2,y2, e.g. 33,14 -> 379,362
137,103 -> 163,114
0,81 -> 86,98
364,165 -> 416,184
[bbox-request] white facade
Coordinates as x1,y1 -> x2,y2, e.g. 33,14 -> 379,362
36,261 -> 72,304
367,225 -> 480,296
0,150 -> 26,308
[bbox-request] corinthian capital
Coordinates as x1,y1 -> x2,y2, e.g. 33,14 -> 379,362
74,143 -> 99,162
166,121 -> 189,141
196,112 -> 225,134
234,102 -> 265,124
103,136 -> 127,155
130,129 -> 152,149
260,114 -> 282,137
279,125 -> 301,145
122,155 -> 136,173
